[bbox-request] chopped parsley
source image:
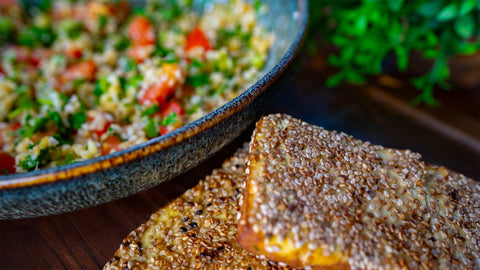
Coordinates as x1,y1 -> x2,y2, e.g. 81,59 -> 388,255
20,148 -> 50,171
142,104 -> 159,116
18,26 -> 55,47
162,112 -> 177,126
94,76 -> 110,98
144,118 -> 159,138
56,152 -> 76,167
186,73 -> 209,88
69,111 -> 86,130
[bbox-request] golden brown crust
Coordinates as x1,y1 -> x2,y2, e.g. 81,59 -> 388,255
237,114 -> 480,270
104,146 -> 290,269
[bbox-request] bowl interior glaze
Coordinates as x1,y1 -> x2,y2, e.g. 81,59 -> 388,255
0,0 -> 308,219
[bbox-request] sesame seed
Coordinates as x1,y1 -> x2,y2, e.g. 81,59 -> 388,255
104,146 -> 284,269
237,114 -> 480,270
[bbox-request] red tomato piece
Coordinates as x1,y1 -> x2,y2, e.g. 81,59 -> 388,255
63,60 -> 97,81
138,63 -> 183,107
185,27 -> 211,52
6,46 -> 41,67
0,153 -> 16,174
87,114 -> 112,139
101,135 -> 122,155
95,122 -> 111,139
127,15 -> 156,46
160,101 -> 185,118
159,125 -> 169,136
64,46 -> 83,59
0,0 -> 18,6
139,82 -> 172,107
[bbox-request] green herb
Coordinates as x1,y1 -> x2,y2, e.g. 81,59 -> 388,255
98,15 -> 108,31
69,111 -> 86,130
191,59 -> 203,69
126,74 -> 143,90
37,0 -> 52,12
144,118 -> 159,138
310,0 -> 480,105
186,73 -> 209,87
253,0 -> 262,14
115,35 -> 131,51
52,134 -> 73,145
27,140 -> 40,150
14,85 -> 27,94
18,26 -> 56,47
119,57 -> 137,72
59,19 -> 83,40
20,154 -> 40,171
162,112 -> 177,126
142,104 -> 159,116
48,111 -> 67,135
72,79 -> 86,88
217,25 -> 251,47
7,94 -> 37,120
57,152 -> 76,166
0,17 -> 15,44
20,148 -> 49,171
210,83 -> 228,97
94,76 -> 110,97
157,0 -> 182,21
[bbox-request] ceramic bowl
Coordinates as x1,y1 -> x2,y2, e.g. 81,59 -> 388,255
0,0 -> 308,219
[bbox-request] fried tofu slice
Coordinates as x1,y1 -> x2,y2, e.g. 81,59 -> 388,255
237,113 -> 480,270
104,146 -> 289,270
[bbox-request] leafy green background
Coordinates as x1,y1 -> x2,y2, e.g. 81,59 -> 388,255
309,0 -> 480,105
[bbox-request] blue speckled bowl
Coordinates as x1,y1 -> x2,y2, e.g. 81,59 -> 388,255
0,0 -> 308,219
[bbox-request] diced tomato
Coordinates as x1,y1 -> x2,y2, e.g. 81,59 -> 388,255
101,135 -> 122,155
0,0 -> 18,6
185,27 -> 211,52
160,101 -> 185,118
94,121 -> 111,139
0,65 -> 3,75
6,46 -> 40,67
87,114 -> 112,139
159,125 -> 169,136
64,46 -> 83,59
63,60 -> 97,81
139,82 -> 172,107
127,15 -> 155,46
0,153 -> 16,174
138,63 -> 183,107
31,48 -> 52,65
157,102 -> 184,136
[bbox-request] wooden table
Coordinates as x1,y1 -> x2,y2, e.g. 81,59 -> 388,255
1,53 -> 479,269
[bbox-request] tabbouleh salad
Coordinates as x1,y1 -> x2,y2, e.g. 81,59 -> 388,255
0,0 -> 274,174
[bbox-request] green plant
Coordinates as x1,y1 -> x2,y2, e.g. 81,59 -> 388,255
309,0 -> 480,105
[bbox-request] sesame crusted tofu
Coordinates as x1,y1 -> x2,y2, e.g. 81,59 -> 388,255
237,113 -> 480,270
104,146 -> 289,270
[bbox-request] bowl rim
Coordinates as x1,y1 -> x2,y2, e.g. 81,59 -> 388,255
0,0 -> 309,190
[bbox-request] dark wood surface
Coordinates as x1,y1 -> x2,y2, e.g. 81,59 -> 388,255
1,52 -> 479,269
